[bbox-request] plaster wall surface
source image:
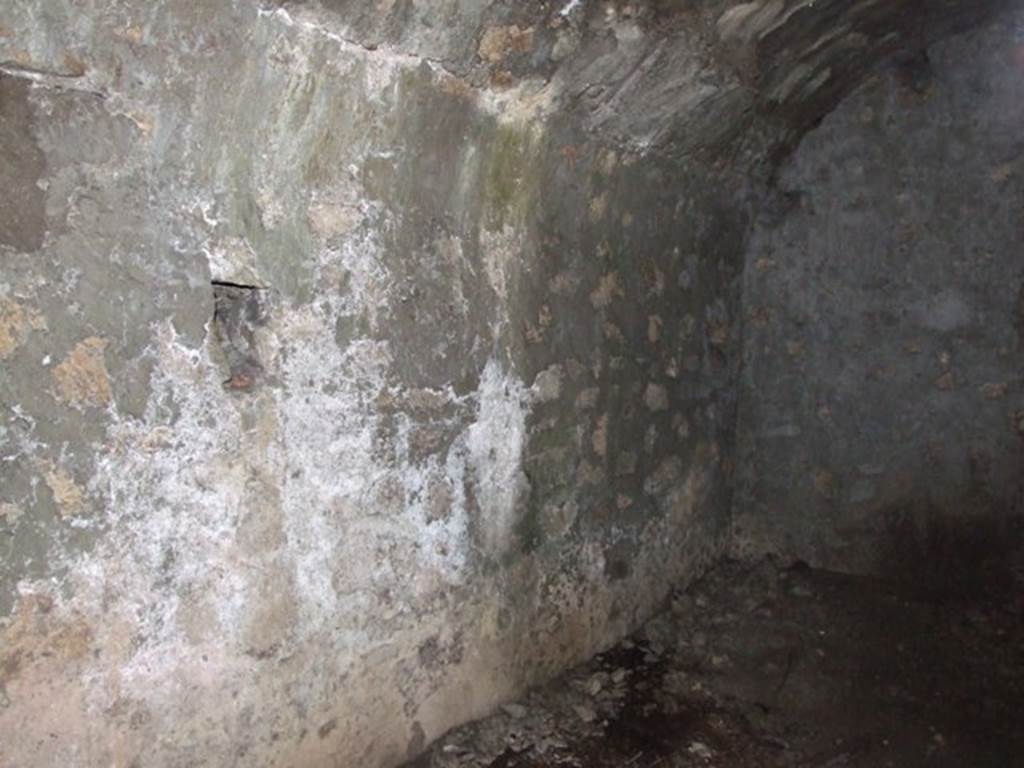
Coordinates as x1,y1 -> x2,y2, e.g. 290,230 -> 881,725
0,3 -> 747,765
0,0 -> 1011,765
735,12 -> 1024,578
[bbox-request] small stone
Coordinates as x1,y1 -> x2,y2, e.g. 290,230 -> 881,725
981,382 -> 1008,399
537,734 -> 568,753
572,704 -> 597,723
52,336 -> 112,406
0,503 -> 23,526
644,382 -> 669,411
502,703 -> 528,719
688,741 -> 714,760
813,468 -> 837,498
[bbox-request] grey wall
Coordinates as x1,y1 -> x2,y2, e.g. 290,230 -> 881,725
0,4 -> 751,765
735,12 -> 1024,578
0,0 -> 1013,766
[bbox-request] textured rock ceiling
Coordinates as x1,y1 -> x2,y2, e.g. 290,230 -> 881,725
270,0 -> 1010,161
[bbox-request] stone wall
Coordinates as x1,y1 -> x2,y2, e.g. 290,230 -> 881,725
0,3 -> 750,765
735,11 -> 1024,579
0,0 -> 1011,765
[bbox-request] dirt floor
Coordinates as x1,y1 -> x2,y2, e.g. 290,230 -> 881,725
406,558 -> 1024,768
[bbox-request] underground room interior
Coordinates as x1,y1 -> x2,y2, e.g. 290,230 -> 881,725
1,0 -> 1023,766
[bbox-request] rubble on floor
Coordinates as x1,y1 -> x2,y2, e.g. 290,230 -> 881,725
407,558 -> 1024,768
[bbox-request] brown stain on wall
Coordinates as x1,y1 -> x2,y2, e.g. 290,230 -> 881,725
0,298 -> 46,359
43,465 -> 85,518
0,595 -> 94,686
0,594 -> 105,766
478,25 -> 534,64
52,337 -> 113,407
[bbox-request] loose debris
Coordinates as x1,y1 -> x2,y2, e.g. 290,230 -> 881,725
409,557 -> 1024,767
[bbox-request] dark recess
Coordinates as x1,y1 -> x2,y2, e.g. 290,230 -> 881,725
211,281 -> 268,391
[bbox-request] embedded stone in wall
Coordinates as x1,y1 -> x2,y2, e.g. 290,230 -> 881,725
52,337 -> 112,407
0,298 -> 46,359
